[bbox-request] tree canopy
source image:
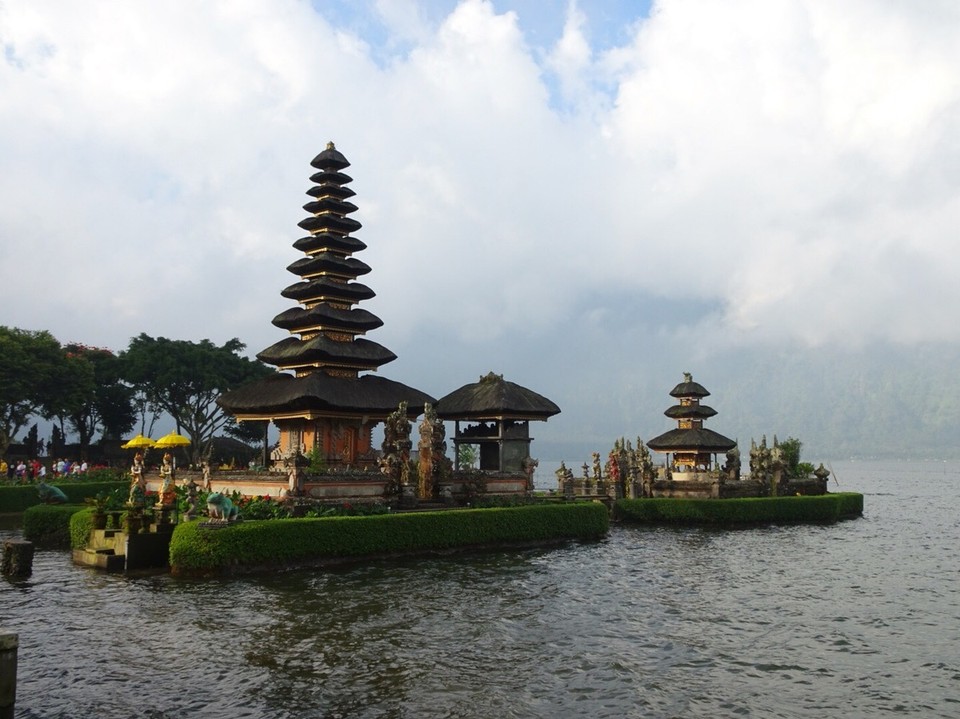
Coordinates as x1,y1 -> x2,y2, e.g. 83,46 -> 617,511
121,334 -> 274,464
0,327 -> 66,456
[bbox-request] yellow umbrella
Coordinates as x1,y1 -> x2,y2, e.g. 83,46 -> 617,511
121,434 -> 156,449
153,432 -> 191,448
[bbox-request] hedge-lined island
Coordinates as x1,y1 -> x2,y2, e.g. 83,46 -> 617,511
5,144 -> 862,578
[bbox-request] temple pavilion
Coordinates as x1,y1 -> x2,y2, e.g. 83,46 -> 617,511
646,373 -> 736,473
435,372 -> 560,474
218,143 -> 434,468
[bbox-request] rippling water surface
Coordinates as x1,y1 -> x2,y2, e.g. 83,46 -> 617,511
2,460 -> 958,718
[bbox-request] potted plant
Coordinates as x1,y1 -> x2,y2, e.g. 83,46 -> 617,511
85,492 -> 110,530
124,504 -> 144,534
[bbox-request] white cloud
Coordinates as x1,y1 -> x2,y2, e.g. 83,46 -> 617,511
2,0 -> 959,407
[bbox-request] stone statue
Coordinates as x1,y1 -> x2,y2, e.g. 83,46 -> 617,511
381,402 -> 413,500
129,451 -> 147,505
201,462 -> 212,492
722,445 -> 741,480
131,451 -> 145,488
158,453 -> 177,506
206,492 -> 240,522
605,449 -> 619,483
37,481 -> 68,504
592,452 -> 602,481
183,480 -> 200,520
287,462 -> 302,497
417,403 -> 449,500
521,456 -> 539,492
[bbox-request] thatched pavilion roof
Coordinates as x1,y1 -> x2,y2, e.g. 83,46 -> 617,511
646,427 -> 736,453
218,372 -> 435,418
435,372 -> 560,421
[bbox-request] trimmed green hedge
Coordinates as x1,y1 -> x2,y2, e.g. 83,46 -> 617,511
0,480 -> 128,513
68,507 -> 97,550
170,502 -> 609,575
614,492 -> 863,525
22,504 -> 88,547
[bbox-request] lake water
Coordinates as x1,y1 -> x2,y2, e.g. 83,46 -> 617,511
2,459 -> 958,718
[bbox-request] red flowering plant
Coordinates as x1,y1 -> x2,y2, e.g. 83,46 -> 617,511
236,494 -> 287,520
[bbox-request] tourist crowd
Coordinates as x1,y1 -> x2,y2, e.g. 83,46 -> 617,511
0,457 -> 92,482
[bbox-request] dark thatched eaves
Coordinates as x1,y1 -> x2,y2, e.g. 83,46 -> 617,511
306,184 -> 355,200
302,198 -> 359,215
286,253 -> 371,278
298,214 -> 362,235
218,372 -> 435,418
309,170 -> 353,185
271,304 -> 383,333
257,336 -> 396,369
435,372 -> 560,421
281,278 -> 375,304
311,143 -> 351,171
669,379 -> 710,398
293,233 -> 366,255
664,404 -> 718,420
646,428 -> 736,453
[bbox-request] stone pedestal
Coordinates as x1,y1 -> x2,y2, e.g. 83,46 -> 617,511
0,630 -> 17,719
1,540 -> 33,577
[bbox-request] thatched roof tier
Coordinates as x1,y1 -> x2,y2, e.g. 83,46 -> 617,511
664,404 -> 718,420
281,278 -> 375,304
298,214 -> 362,235
271,304 -> 383,333
311,143 -> 351,170
302,197 -> 359,216
293,233 -> 366,255
669,378 -> 710,398
286,254 -> 371,279
646,428 -> 736,453
306,184 -> 355,200
271,305 -> 380,334
308,170 -> 353,185
257,336 -> 396,369
218,372 -> 435,418
435,372 -> 560,421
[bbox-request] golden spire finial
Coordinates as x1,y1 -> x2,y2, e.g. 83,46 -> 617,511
326,141 -> 335,150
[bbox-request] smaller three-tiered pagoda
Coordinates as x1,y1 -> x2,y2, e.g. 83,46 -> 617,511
647,373 -> 736,473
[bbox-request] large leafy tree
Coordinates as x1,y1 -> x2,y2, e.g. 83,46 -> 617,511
48,344 -> 137,454
121,334 -> 273,464
43,348 -> 96,450
0,327 -> 66,456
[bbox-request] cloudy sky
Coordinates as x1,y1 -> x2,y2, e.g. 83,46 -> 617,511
3,0 -> 959,455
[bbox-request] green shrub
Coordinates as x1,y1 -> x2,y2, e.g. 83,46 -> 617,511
0,480 -> 128,513
69,507 -> 95,550
170,502 -> 609,575
23,504 -> 87,548
614,493 -> 864,525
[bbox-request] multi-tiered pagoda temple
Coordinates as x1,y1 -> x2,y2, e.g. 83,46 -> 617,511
647,373 -> 736,472
218,143 -> 434,468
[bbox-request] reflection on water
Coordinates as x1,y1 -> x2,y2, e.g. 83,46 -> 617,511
3,460 -> 959,718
